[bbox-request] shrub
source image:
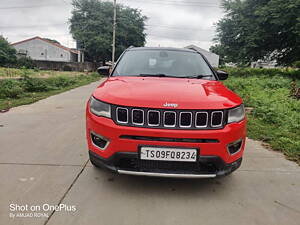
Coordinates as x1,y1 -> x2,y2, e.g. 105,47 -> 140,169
222,67 -> 299,80
47,76 -> 77,89
15,57 -> 36,69
223,68 -> 300,163
0,79 -> 24,98
0,36 -> 17,66
22,77 -> 50,92
63,65 -> 72,71
292,61 -> 300,69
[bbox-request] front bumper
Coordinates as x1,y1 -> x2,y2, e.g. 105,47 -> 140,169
86,108 -> 246,177
89,150 -> 242,177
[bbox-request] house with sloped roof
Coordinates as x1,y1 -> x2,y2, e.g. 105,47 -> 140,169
11,36 -> 83,63
185,45 -> 219,67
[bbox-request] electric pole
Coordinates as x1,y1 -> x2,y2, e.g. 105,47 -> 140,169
112,0 -> 117,66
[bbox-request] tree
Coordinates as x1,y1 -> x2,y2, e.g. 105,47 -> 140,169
69,0 -> 147,62
211,0 -> 300,65
0,36 -> 16,66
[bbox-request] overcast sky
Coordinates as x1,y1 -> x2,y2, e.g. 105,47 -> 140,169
0,0 -> 224,51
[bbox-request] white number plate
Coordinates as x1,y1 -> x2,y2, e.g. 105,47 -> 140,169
140,147 -> 197,162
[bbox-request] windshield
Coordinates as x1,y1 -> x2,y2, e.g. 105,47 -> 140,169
112,49 -> 215,79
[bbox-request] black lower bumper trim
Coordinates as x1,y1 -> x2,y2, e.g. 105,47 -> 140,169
89,150 -> 242,177
120,135 -> 219,143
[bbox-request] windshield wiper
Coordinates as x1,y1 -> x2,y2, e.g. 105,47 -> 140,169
184,75 -> 213,79
138,74 -> 213,79
139,73 -> 174,77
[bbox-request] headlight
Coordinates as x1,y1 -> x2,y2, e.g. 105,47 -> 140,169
228,104 -> 245,123
89,96 -> 111,118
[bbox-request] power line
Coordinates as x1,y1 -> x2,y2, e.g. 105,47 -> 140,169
0,22 -> 214,32
0,23 -> 68,29
0,0 -> 220,10
5,33 -> 72,37
120,0 -> 220,7
0,4 -> 62,10
146,24 -> 214,31
147,34 -> 213,42
60,0 -> 70,5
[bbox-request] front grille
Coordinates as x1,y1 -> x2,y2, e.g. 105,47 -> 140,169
112,106 -> 226,130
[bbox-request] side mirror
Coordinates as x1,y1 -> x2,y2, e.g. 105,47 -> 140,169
97,66 -> 110,76
216,70 -> 228,80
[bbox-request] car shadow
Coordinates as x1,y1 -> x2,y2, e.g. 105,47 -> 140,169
91,166 -> 235,197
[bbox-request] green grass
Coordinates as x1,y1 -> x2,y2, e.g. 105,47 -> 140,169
223,68 -> 300,164
0,67 -> 88,78
0,69 -> 101,110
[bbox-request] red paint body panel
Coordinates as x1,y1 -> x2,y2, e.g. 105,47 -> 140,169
86,105 -> 246,164
93,77 -> 242,109
86,76 -> 247,174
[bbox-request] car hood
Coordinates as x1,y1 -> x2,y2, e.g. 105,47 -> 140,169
93,76 -> 242,109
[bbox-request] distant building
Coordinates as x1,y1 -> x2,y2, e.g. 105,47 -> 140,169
11,36 -> 83,62
251,59 -> 277,69
185,45 -> 220,67
225,62 -> 237,68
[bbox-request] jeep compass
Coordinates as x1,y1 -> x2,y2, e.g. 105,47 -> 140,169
86,47 -> 246,178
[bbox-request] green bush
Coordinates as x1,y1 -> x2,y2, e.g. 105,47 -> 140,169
0,79 -> 24,98
223,68 -> 300,163
22,77 -> 51,92
47,76 -> 76,88
63,65 -> 72,71
15,57 -> 36,69
222,67 -> 299,80
0,36 -> 17,66
292,61 -> 300,69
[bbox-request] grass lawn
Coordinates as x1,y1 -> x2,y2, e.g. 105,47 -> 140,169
223,68 -> 300,164
0,67 -> 87,78
0,68 -> 101,111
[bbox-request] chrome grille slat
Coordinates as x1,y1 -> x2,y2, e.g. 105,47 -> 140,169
164,111 -> 176,127
195,112 -> 208,128
116,107 -> 128,123
179,112 -> 192,128
211,111 -> 223,127
115,107 -> 224,129
132,109 -> 144,125
148,110 -> 160,126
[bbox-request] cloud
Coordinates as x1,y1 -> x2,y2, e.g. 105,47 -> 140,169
0,0 -> 223,51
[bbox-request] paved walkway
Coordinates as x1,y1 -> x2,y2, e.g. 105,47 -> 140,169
0,81 -> 299,225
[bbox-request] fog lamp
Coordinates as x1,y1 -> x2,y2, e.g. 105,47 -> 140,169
90,131 -> 109,150
227,139 -> 243,155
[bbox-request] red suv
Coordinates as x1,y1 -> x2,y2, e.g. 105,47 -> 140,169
86,47 -> 246,178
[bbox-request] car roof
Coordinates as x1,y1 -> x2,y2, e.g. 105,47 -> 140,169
127,46 -> 197,53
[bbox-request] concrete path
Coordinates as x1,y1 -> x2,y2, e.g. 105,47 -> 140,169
0,81 -> 299,225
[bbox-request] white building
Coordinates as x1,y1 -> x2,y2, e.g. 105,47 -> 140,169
11,36 -> 83,62
185,45 -> 220,67
251,59 -> 277,69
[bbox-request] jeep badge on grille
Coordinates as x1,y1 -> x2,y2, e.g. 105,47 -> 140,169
163,102 -> 178,108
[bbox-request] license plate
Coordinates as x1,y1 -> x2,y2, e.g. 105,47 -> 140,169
140,147 -> 197,162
